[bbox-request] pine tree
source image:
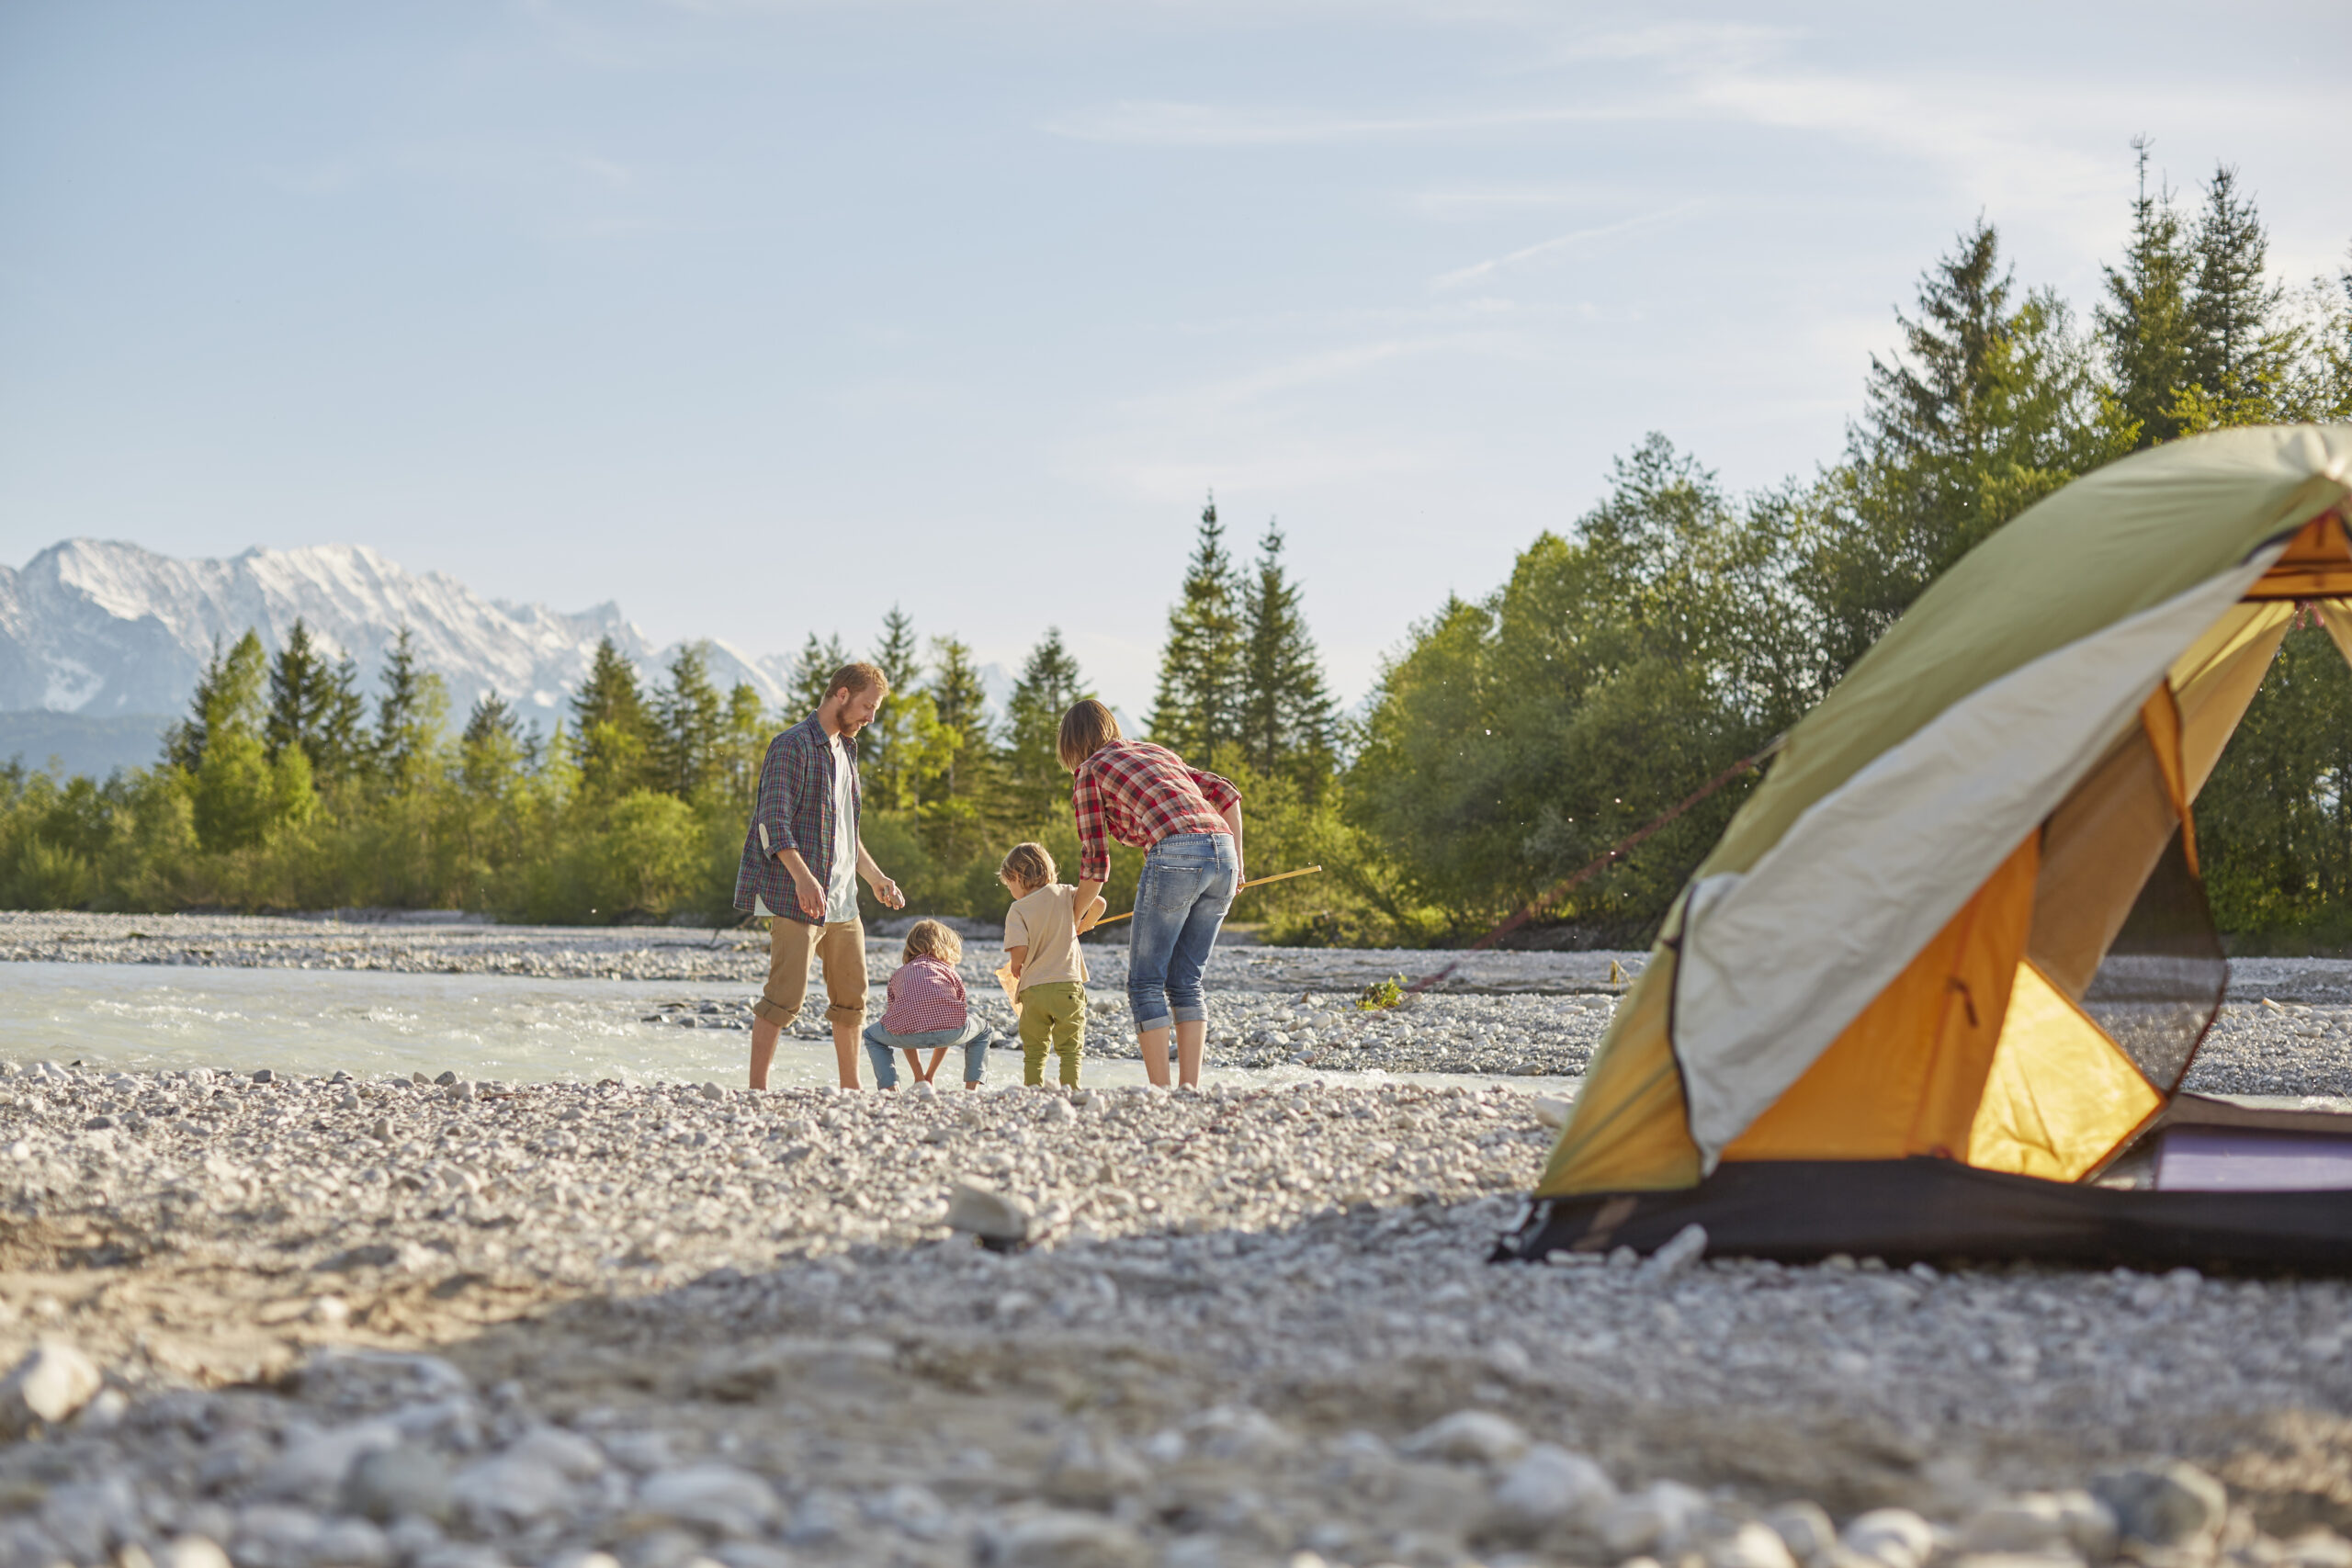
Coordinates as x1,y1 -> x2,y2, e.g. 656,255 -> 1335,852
650,642 -> 725,800
264,620 -> 334,768
719,682 -> 768,803
925,635 -> 994,800
311,656 -> 369,785
373,626 -> 449,793
1001,628 -> 1091,826
864,606 -> 926,807
1238,521 -> 1338,793
786,632 -> 851,720
919,633 -> 997,861
458,690 -> 526,797
2185,163 -> 2290,412
2098,138 -> 2199,446
164,632 -> 269,772
1804,218 -> 2113,678
570,636 -> 651,797
1148,494 -> 1246,759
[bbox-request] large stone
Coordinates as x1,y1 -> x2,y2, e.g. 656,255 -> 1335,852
0,1343 -> 102,1434
448,1452 -> 574,1529
1961,1492 -> 2116,1562
2090,1464 -> 2227,1549
1042,1431 -> 1151,1508
946,1182 -> 1032,1244
1489,1443 -> 1616,1536
256,1418 -> 401,1505
1765,1502 -> 1838,1568
343,1446 -> 452,1523
1400,1410 -> 1529,1466
1600,1481 -> 1713,1560
990,1509 -> 1149,1568
1637,1223 -> 1709,1282
1707,1521 -> 1801,1568
1843,1509 -> 1938,1568
636,1464 -> 785,1535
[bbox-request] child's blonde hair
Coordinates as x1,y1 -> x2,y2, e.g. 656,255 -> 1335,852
901,919 -> 963,964
999,842 -> 1057,891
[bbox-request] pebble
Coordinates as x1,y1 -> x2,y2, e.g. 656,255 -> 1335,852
0,1341 -> 101,1432
2091,1462 -> 2229,1548
1844,1508 -> 1939,1568
343,1445 -> 452,1523
1399,1408 -> 1529,1466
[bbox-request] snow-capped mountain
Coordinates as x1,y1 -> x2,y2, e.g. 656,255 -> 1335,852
0,539 -> 797,731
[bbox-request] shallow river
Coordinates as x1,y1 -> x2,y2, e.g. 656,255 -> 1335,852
0,961 -> 1578,1094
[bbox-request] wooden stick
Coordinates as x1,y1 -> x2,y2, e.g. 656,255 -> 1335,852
1089,864 -> 1324,928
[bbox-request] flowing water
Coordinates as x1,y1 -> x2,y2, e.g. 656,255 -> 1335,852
0,961 -> 1579,1094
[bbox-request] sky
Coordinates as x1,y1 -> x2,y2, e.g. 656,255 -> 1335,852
2,1 -> 2346,716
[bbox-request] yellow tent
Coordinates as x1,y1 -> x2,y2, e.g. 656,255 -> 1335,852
1501,425 -> 2352,1270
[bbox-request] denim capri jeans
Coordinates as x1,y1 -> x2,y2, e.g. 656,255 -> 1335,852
863,1018 -> 992,1087
1126,831 -> 1238,1033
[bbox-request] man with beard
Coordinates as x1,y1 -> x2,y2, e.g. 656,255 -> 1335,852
737,661 -> 907,1089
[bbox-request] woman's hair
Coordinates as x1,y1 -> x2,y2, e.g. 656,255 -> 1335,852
1057,699 -> 1123,773
998,841 -> 1056,890
901,919 -> 963,964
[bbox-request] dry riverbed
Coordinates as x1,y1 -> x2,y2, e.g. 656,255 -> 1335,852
0,1065 -> 2350,1568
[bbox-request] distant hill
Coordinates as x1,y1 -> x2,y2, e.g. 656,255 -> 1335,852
0,539 -> 797,734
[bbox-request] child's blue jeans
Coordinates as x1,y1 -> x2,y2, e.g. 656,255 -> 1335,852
863,1018 -> 992,1087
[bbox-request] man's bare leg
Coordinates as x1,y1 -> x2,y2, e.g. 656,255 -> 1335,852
1140,1025 -> 1172,1087
1174,1019 -> 1207,1089
831,1018 -> 862,1089
750,1016 -> 780,1091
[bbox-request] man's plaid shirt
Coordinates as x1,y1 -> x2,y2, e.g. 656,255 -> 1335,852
1069,739 -> 1239,883
734,714 -> 861,922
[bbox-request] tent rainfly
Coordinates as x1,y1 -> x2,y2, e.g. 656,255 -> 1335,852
1498,424 -> 2352,1272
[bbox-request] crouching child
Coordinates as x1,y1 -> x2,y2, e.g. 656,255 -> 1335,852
864,919 -> 991,1089
1000,842 -> 1105,1088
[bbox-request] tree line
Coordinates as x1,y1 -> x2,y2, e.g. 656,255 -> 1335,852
3,150 -> 2347,944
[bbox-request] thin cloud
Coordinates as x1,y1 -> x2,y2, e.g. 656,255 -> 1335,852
1432,204 -> 1702,291
1040,99 -> 1632,147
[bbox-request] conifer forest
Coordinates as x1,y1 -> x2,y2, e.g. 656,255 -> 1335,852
6,162 -> 2351,947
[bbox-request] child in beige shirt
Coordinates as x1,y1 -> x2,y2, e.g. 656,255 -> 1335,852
999,842 -> 1104,1088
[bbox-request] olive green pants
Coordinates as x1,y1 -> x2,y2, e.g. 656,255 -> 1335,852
1017,981 -> 1087,1088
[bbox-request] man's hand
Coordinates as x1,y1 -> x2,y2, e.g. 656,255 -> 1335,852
790,867 -> 826,920
868,872 -> 906,910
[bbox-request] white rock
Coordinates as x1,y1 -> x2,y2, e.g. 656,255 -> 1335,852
1962,1493 -> 2115,1562
1844,1508 -> 1938,1568
1764,1501 -> 1838,1568
164,1540 -> 232,1568
508,1424 -> 605,1480
1490,1443 -> 1616,1534
256,1417 -> 401,1504
1532,1095 -> 1574,1128
0,1342 -> 101,1432
1400,1409 -> 1529,1466
637,1463 -> 785,1533
991,1508 -> 1149,1568
1600,1481 -> 1713,1559
449,1452 -> 574,1529
1638,1223 -> 1709,1281
1707,1521 -> 1801,1568
946,1181 -> 1032,1243
312,1517 -> 395,1568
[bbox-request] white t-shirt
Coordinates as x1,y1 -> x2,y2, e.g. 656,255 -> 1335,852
824,734 -> 858,922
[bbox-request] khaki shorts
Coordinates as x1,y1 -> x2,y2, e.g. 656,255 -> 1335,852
752,917 -> 868,1030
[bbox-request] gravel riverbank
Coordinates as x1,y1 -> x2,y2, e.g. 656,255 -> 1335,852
8,913 -> 2352,1091
1,1064 -> 2351,1568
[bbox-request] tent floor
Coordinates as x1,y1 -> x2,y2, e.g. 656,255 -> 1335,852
1495,1156 -> 2352,1274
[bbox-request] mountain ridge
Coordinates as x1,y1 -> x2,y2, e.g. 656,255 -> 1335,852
0,538 -> 798,731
